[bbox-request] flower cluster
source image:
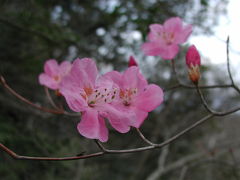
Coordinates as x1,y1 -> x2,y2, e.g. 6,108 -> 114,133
39,57 -> 163,142
39,17 -> 201,142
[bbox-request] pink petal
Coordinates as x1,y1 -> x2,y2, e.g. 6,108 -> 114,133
60,72 -> 83,93
96,75 -> 115,89
147,32 -> 158,42
141,42 -> 164,56
163,17 -> 182,34
103,71 -> 123,88
105,103 -> 147,128
131,108 -> 148,128
59,58 -> 98,112
175,24 -> 192,44
98,115 -> 109,142
38,73 -> 59,90
62,58 -> 97,91
102,104 -> 132,133
59,61 -> 72,76
60,76 -> 88,112
44,59 -> 59,76
77,109 -> 108,142
148,24 -> 163,41
72,58 -> 98,88
150,24 -> 163,32
61,90 -> 88,112
122,66 -> 148,91
134,84 -> 164,112
159,44 -> 179,60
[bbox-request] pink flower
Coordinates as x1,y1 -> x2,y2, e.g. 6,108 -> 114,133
39,59 -> 72,90
104,66 -> 164,128
141,17 -> 192,60
186,45 -> 201,67
60,58 -> 135,142
185,45 -> 201,84
128,56 -> 138,67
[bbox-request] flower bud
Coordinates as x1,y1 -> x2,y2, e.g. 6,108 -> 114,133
186,45 -> 201,67
185,45 -> 201,84
128,56 -> 138,67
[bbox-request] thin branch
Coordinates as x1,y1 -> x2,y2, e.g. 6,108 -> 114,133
226,36 -> 240,94
136,128 -> 156,146
226,37 -> 234,85
62,111 -> 82,117
0,143 -> 104,161
0,75 -> 64,114
164,83 -> 233,92
44,87 -> 60,110
94,140 -> 107,152
196,85 -> 240,116
103,114 -> 214,154
154,114 -> 214,148
0,75 -> 80,116
1,110 -> 239,161
196,85 -> 217,114
0,114 -> 215,160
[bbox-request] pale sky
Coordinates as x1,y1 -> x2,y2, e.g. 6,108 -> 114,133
190,0 -> 240,67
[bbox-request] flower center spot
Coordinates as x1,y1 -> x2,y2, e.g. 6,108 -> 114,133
162,32 -> 174,45
53,75 -> 60,81
120,88 -> 138,106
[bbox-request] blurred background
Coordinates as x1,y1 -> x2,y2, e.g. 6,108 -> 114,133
1,0 -> 240,179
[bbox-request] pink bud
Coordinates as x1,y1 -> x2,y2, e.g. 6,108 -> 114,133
186,45 -> 201,84
128,56 -> 138,67
186,45 -> 201,68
